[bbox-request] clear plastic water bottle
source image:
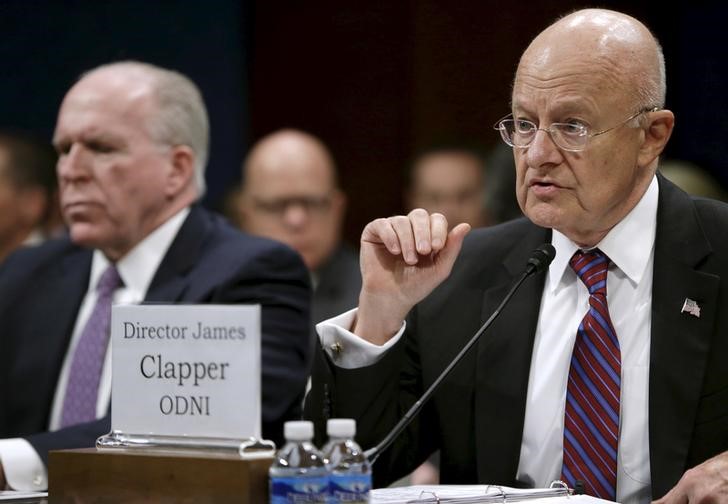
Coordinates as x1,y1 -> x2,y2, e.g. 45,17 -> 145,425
323,418 -> 371,503
269,420 -> 329,503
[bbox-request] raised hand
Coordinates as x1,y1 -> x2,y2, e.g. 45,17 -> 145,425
353,209 -> 470,345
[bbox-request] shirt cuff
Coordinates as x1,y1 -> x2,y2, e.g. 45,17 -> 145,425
316,308 -> 406,369
0,439 -> 47,491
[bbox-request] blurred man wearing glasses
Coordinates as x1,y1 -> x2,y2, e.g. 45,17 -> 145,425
238,129 -> 360,325
307,8 -> 728,503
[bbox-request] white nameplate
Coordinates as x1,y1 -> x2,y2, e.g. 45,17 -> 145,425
110,304 -> 261,439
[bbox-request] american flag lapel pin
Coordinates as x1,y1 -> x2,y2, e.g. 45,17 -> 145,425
681,298 -> 701,318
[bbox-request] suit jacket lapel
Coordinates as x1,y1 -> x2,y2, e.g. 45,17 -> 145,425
475,225 -> 551,484
144,205 -> 209,302
649,176 -> 718,498
27,246 -> 92,414
45,249 -> 92,370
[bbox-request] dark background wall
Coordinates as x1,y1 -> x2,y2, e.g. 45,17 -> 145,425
2,1 -> 727,245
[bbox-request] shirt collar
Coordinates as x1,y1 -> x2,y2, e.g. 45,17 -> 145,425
547,176 -> 659,293
22,229 -> 45,246
89,207 -> 190,298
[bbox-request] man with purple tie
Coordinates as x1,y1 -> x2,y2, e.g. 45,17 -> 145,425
0,61 -> 311,491
306,9 -> 728,503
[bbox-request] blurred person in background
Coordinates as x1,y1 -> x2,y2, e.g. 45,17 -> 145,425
659,158 -> 728,202
238,129 -> 361,325
403,144 -> 518,485
0,131 -> 62,263
0,62 -> 311,491
406,146 -> 490,230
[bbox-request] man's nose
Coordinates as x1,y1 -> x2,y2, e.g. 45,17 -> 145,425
282,203 -> 309,229
57,144 -> 91,181
525,129 -> 564,169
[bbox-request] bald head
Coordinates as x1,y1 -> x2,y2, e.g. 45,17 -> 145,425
239,129 -> 345,271
518,9 -> 665,111
243,130 -> 337,188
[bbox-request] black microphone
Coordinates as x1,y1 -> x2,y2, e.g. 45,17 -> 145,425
363,243 -> 556,463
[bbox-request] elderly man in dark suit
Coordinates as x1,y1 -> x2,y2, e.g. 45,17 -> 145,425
0,61 -> 311,491
307,9 -> 728,503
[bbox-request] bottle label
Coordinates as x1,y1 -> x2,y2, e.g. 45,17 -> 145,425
330,474 -> 371,503
270,476 -> 328,503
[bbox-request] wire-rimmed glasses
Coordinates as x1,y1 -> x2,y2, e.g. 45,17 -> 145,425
493,107 -> 659,152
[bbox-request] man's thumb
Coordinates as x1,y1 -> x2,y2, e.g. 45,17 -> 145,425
437,223 -> 471,268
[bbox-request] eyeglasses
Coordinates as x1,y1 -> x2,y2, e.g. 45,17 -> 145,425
252,195 -> 333,217
493,107 -> 659,152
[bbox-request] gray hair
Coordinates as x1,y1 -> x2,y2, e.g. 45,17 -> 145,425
86,61 -> 210,196
646,40 -> 667,109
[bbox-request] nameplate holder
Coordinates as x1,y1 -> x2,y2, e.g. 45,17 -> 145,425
97,304 -> 274,458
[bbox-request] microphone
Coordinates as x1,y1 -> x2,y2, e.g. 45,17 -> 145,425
363,243 -> 556,463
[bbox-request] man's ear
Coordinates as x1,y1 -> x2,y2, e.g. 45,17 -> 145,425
638,109 -> 675,168
165,145 -> 196,198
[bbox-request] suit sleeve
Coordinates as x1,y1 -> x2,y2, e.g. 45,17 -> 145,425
25,416 -> 111,466
305,305 -> 439,487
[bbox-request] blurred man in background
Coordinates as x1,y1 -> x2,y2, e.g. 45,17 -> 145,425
0,131 -> 62,263
238,129 -> 360,324
406,146 -> 490,230
403,144 -> 516,485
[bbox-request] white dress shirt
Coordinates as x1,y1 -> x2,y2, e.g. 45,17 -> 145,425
317,177 -> 659,504
0,207 -> 189,491
518,177 -> 657,503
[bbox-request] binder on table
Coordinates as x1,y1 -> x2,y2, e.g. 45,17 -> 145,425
371,481 -> 611,504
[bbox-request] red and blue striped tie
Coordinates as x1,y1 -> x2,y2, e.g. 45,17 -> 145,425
561,249 -> 621,500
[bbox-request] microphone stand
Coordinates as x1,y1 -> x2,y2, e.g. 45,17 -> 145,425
363,246 -> 553,463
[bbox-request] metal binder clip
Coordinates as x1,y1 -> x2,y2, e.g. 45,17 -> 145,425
238,437 -> 276,459
485,485 -> 506,503
416,489 -> 441,503
549,480 -> 571,497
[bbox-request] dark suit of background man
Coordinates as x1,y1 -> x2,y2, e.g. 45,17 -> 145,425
237,129 -> 361,325
0,61 -> 312,491
307,9 -> 728,504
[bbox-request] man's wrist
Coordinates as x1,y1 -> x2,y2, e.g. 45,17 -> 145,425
354,297 -> 407,345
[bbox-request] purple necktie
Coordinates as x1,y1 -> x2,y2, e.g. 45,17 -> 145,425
561,249 -> 621,500
60,265 -> 122,427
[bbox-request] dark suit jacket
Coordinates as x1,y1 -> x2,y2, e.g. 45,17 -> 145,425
312,245 -> 361,325
0,205 -> 312,464
306,175 -> 728,498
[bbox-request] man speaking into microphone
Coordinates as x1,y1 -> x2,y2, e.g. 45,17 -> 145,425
306,8 -> 728,504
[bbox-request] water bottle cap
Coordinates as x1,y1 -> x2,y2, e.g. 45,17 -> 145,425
284,420 -> 314,441
326,418 -> 356,437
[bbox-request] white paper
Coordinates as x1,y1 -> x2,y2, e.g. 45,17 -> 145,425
371,485 -> 611,503
0,490 -> 48,501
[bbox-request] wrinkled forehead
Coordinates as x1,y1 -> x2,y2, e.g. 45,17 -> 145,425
512,40 -> 633,118
55,72 -> 156,140
512,11 -> 649,113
